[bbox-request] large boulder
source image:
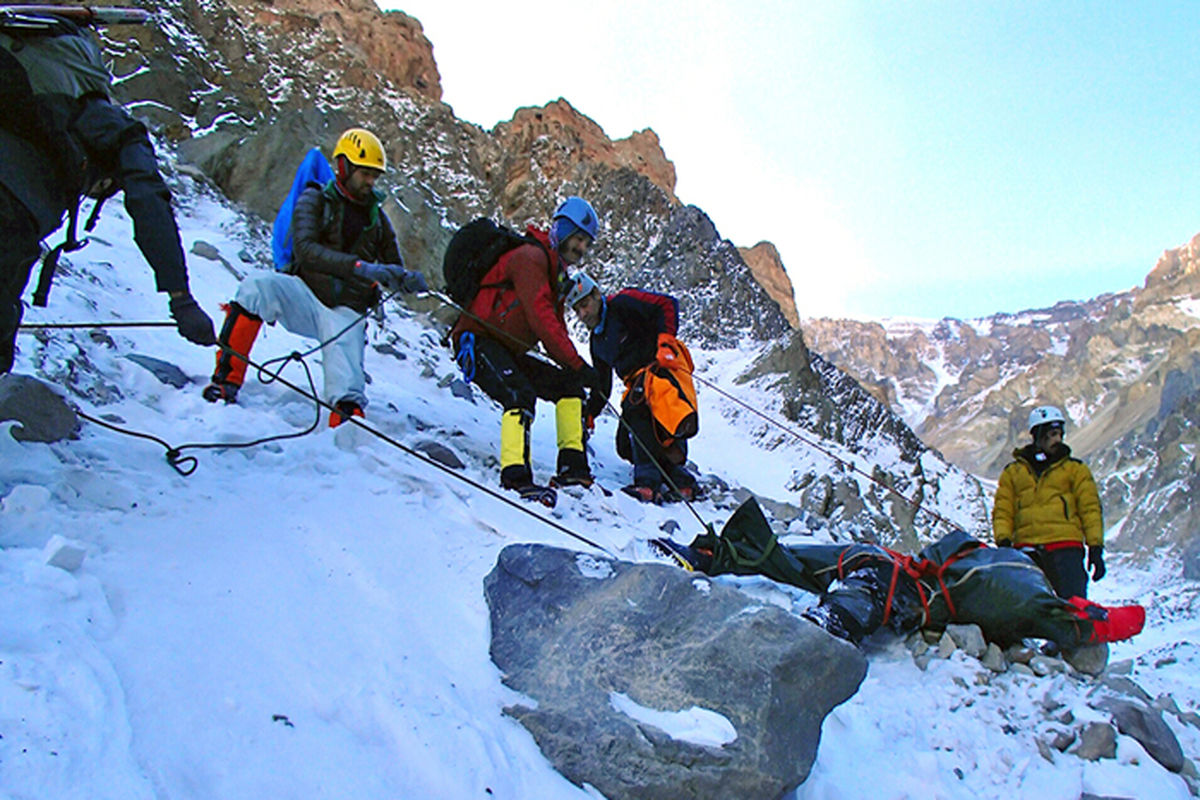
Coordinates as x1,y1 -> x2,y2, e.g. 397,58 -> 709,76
0,374 -> 79,443
484,544 -> 867,800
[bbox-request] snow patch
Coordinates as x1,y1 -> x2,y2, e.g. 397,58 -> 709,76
608,692 -> 738,748
575,554 -> 614,579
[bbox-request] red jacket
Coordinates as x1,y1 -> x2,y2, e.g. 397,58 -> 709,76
451,226 -> 584,370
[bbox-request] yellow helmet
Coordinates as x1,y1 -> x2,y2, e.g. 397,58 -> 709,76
332,128 -> 387,171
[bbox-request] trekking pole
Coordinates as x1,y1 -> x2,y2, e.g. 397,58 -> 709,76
0,6 -> 151,26
689,372 -> 961,532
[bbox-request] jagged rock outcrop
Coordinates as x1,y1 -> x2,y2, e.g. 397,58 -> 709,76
738,242 -> 799,329
485,544 -> 866,800
491,99 -> 678,212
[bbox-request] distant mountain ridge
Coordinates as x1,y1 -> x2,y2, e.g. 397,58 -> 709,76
802,232 -> 1200,556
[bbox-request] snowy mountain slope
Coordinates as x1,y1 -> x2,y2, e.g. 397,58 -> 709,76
2,165 -> 1198,798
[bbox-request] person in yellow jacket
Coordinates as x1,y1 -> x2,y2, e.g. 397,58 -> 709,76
992,405 -> 1106,599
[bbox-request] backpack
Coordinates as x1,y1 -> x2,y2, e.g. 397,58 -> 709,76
442,218 -> 547,307
615,287 -> 680,336
272,147 -> 335,272
0,9 -> 139,305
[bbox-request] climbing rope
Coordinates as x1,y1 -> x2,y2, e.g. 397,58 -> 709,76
27,314 -> 616,557
689,372 -> 961,532
17,321 -> 176,330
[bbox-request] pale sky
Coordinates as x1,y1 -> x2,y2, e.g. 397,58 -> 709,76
382,1 -> 1199,320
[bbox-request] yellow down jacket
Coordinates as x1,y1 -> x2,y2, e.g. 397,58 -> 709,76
992,445 -> 1104,547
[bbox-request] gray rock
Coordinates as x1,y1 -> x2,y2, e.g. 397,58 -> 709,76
124,354 -> 191,388
981,643 -> 1007,673
412,440 -> 464,470
1005,644 -> 1036,665
1073,722 -> 1117,761
1035,737 -> 1055,764
904,632 -> 929,656
372,343 -> 408,360
1064,642 -> 1109,676
1104,658 -> 1134,677
1045,727 -> 1075,752
935,632 -> 957,659
485,544 -> 867,800
0,374 -> 79,442
1099,675 -> 1154,705
449,379 -> 474,402
1011,663 -> 1035,677
1091,697 -> 1185,773
1182,536 -> 1200,581
1029,655 -> 1066,677
191,240 -> 222,260
1154,694 -> 1181,717
945,623 -> 986,659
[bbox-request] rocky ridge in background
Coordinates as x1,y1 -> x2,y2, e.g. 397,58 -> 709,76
86,0 -> 983,545
738,241 -> 800,329
802,232 -> 1200,559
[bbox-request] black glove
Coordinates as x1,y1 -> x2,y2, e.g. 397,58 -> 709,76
169,294 -> 216,346
576,364 -> 605,395
1088,546 -> 1106,581
995,539 -> 1012,548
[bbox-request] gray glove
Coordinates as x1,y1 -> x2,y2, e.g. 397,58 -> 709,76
355,261 -> 409,290
169,294 -> 216,346
400,269 -> 428,294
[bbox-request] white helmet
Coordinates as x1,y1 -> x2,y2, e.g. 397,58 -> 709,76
1027,405 -> 1066,433
564,272 -> 599,308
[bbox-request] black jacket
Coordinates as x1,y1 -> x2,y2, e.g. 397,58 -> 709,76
290,182 -> 402,312
0,97 -> 189,294
586,291 -> 675,419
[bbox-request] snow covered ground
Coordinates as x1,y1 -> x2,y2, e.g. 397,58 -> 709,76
2,179 -> 1197,799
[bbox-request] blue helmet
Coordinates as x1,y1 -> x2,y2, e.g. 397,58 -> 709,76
552,196 -> 599,245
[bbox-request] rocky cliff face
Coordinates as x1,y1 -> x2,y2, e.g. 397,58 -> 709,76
738,242 -> 799,329
802,233 -> 1200,557
91,0 -> 982,544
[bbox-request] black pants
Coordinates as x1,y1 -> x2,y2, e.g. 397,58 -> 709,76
0,185 -> 44,373
468,334 -> 584,412
1024,545 -> 1088,600
617,387 -> 689,485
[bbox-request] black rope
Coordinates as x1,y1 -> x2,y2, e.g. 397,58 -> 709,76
76,348 -> 323,476
18,321 -> 177,331
690,372 -> 960,532
53,323 -> 614,556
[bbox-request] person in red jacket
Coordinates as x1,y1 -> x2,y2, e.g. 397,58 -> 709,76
450,197 -> 603,500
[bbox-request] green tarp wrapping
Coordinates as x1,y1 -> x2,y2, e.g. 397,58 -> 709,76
700,497 -> 1096,648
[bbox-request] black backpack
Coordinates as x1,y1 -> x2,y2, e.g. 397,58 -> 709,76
1,8 -> 138,305
442,218 -> 549,307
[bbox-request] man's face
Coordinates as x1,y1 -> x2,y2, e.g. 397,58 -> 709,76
572,290 -> 603,331
558,232 -> 591,266
1035,425 -> 1064,452
345,166 -> 382,202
